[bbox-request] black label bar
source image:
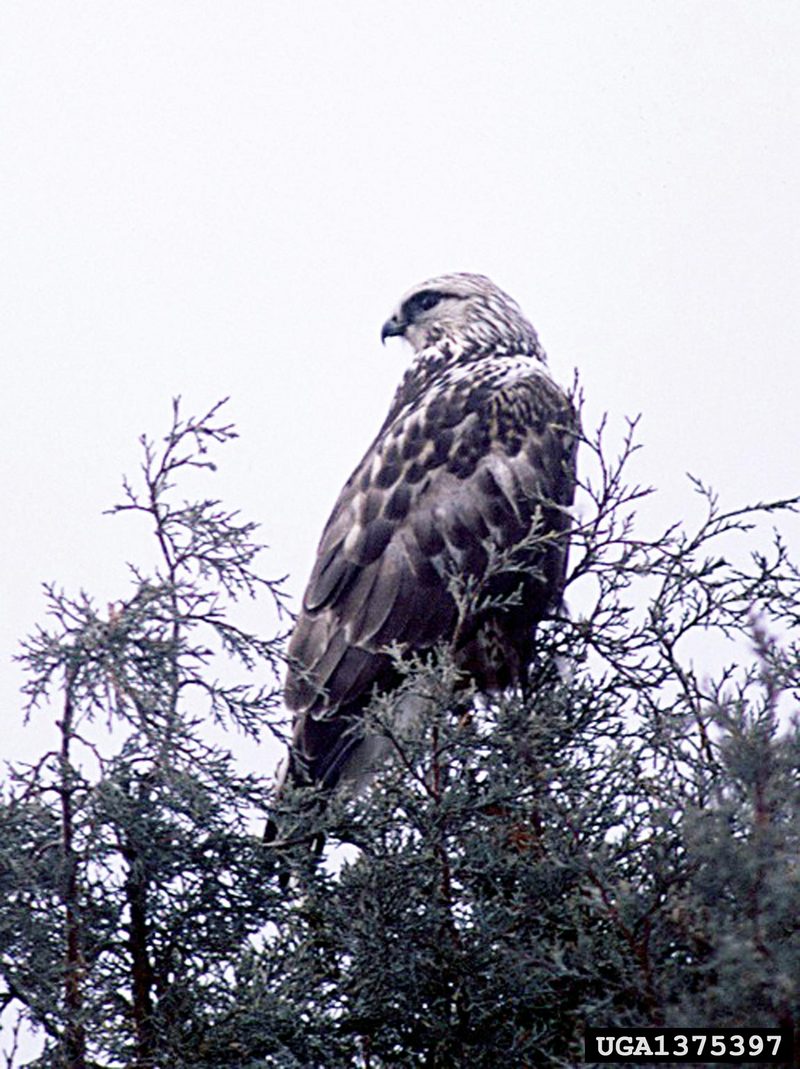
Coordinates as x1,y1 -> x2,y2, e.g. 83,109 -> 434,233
584,1027 -> 794,1064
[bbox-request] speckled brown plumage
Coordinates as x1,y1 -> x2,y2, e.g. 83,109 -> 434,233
283,273 -> 579,791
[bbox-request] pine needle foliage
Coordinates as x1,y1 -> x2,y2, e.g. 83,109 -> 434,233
1,401 -> 799,1068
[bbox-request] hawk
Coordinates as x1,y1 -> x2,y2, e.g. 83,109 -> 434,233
281,273 -> 578,795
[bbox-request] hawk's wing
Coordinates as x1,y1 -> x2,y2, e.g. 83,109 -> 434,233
285,363 -> 577,786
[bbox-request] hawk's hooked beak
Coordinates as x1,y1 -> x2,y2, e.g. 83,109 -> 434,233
381,315 -> 406,345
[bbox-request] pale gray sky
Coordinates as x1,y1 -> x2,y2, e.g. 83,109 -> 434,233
0,4 -> 798,1044
3,1 -> 799,736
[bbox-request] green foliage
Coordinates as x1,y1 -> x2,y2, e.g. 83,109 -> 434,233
1,402 -> 799,1068
1,400 -> 294,1067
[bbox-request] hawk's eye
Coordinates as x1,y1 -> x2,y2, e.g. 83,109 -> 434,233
404,290 -> 443,320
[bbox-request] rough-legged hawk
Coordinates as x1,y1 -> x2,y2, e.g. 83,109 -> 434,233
281,273 -> 578,794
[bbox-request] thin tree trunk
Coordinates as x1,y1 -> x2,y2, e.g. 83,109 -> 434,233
59,674 -> 86,1069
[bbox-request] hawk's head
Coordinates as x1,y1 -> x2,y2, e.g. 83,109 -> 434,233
381,272 -> 545,361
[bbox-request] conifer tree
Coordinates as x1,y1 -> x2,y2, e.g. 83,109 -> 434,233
1,402 -> 798,1068
0,401 -> 300,1066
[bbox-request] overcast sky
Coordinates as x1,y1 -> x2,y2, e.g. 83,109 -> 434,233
1,0 -> 799,1056
1,0 -> 799,852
